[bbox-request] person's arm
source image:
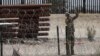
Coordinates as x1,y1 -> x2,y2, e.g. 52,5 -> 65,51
72,10 -> 79,20
65,12 -> 70,25
65,18 -> 68,25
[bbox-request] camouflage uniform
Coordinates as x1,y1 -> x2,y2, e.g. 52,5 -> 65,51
65,12 -> 78,55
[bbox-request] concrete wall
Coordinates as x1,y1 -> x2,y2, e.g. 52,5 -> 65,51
48,14 -> 100,38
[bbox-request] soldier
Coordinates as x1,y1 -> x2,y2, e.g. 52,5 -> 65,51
65,10 -> 79,55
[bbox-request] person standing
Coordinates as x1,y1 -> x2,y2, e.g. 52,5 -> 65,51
65,10 -> 79,55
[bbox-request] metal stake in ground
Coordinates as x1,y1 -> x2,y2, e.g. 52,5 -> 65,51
57,26 -> 60,55
0,23 -> 16,56
0,32 -> 3,56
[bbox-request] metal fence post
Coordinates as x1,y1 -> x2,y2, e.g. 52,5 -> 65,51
99,0 -> 100,13
62,0 -> 65,13
83,0 -> 86,13
57,26 -> 60,55
0,0 -> 2,4
0,32 -> 3,56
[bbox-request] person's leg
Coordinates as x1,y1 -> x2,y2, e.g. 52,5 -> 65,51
66,26 -> 70,55
66,43 -> 70,55
71,40 -> 75,55
71,34 -> 75,55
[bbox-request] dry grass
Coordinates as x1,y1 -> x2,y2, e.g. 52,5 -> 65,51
2,38 -> 100,56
